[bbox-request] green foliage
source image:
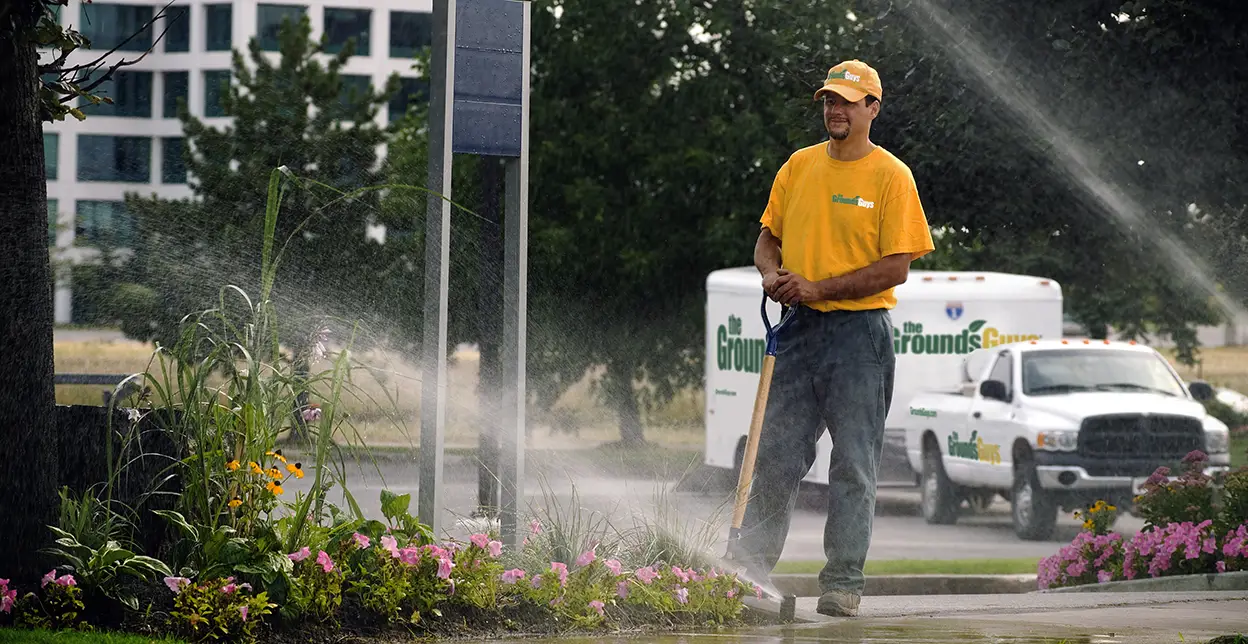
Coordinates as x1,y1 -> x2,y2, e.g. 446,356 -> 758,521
283,549 -> 344,624
168,577 -> 275,643
12,575 -> 89,633
40,527 -> 172,611
1133,451 -> 1248,535
1204,398 -> 1248,430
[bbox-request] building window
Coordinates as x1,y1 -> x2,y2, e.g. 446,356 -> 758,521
339,74 -> 372,109
205,3 -> 232,51
324,7 -> 370,56
76,135 -> 152,183
164,5 -> 190,52
81,70 -> 152,118
257,4 -> 307,51
163,71 -> 188,118
79,3 -> 153,51
48,199 -> 59,244
162,137 -> 187,183
388,77 -> 429,123
75,200 -> 136,247
44,133 -> 58,180
389,11 -> 432,59
203,70 -> 230,117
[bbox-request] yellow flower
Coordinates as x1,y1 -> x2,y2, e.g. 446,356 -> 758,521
226,460 -> 240,472
266,450 -> 288,465
287,462 -> 305,479
268,467 -> 283,480
272,484 -> 284,495
228,498 -> 242,508
266,480 -> 285,495
1107,504 -> 1117,512
1083,519 -> 1094,530
250,462 -> 263,475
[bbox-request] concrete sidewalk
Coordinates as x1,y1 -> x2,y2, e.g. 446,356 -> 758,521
744,591 -> 1248,643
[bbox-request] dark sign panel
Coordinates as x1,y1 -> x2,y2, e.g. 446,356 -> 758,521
452,0 -> 524,157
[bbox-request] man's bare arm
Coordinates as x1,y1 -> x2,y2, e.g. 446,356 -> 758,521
815,252 -> 913,301
755,226 -> 781,276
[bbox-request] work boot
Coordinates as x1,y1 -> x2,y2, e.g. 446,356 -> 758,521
816,589 -> 860,617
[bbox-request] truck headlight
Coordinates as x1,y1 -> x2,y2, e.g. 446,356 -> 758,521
1037,430 -> 1078,452
1206,430 -> 1229,454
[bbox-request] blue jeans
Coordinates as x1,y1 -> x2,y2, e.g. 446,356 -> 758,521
733,305 -> 896,595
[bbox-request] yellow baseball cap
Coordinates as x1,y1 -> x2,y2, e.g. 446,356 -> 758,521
814,60 -> 883,103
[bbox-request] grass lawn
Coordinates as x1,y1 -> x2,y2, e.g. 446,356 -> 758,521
773,558 -> 1041,576
0,628 -> 184,643
1164,345 -> 1248,396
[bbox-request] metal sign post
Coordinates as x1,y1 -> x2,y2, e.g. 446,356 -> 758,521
420,0 -> 529,549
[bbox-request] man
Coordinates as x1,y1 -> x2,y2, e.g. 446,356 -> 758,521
734,59 -> 934,617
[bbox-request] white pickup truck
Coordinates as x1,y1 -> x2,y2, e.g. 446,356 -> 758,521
903,338 -> 1233,540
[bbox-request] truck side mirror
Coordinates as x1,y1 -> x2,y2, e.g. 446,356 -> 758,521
979,379 -> 1008,402
1188,381 -> 1214,402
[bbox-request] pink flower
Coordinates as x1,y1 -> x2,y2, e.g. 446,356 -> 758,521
1217,560 -> 1227,573
501,569 -> 526,584
604,559 -> 623,576
381,535 -> 400,557
753,583 -> 763,599
550,561 -> 568,586
221,582 -> 238,594
164,576 -> 191,593
634,566 -> 659,584
530,574 -> 543,588
41,570 -> 56,588
616,580 -> 629,599
576,549 -> 596,567
352,532 -> 370,549
398,547 -> 421,566
288,546 -> 311,562
1,592 -> 14,614
1097,569 -> 1113,583
301,407 -> 322,422
470,533 -> 490,549
727,589 -> 736,599
674,587 -> 689,605
589,600 -> 605,617
240,605 -> 249,621
437,556 -> 454,580
488,540 -> 503,558
530,520 -> 542,534
317,550 -> 335,573
671,565 -> 691,583
54,574 -> 76,587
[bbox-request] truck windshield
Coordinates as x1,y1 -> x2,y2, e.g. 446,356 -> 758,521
1020,349 -> 1187,397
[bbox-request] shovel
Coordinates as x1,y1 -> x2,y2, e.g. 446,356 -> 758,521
725,292 -> 797,559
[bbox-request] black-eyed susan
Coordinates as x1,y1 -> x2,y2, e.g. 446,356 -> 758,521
266,480 -> 284,495
228,498 -> 242,508
226,460 -> 240,472
250,461 -> 263,475
266,449 -> 288,465
268,467 -> 283,480
287,462 -> 304,479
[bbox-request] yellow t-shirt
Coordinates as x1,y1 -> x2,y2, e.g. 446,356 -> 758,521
760,142 -> 935,312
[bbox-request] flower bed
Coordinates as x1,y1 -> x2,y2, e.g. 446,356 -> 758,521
1038,450 -> 1248,590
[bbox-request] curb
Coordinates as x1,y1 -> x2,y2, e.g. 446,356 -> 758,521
770,573 -> 1038,598
1038,570 -> 1248,594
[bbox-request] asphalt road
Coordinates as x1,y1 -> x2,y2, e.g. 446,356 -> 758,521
283,451 -> 1145,563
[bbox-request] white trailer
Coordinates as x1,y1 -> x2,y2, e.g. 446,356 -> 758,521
703,266 -> 1065,487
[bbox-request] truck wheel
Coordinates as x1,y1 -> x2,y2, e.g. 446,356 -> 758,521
1011,461 -> 1057,541
920,448 -> 959,525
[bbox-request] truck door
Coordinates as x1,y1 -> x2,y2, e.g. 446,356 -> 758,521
965,350 -> 1014,487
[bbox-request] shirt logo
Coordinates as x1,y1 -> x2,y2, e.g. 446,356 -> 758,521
827,70 -> 861,83
832,193 -> 875,209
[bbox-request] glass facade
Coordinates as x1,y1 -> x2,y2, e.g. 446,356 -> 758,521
75,200 -> 136,247
339,74 -> 372,108
257,4 -> 308,51
48,199 -> 59,244
162,137 -> 187,184
44,133 -> 58,180
79,3 -> 153,51
163,71 -> 189,118
81,70 -> 153,118
205,3 -> 232,51
389,11 -> 432,59
324,7 -> 370,56
164,5 -> 190,52
388,77 -> 429,123
76,135 -> 152,183
203,70 -> 231,117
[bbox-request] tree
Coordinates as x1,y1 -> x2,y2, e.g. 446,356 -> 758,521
0,0 -> 172,581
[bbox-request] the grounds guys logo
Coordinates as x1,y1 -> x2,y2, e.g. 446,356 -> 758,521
832,194 -> 876,209
894,319 -> 1040,355
716,315 -> 765,374
828,69 -> 861,83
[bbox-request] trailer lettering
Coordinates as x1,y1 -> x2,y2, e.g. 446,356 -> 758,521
716,318 -> 765,374
894,319 -> 1040,355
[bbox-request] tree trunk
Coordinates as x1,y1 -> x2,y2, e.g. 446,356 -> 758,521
607,358 -> 646,446
0,13 -> 61,582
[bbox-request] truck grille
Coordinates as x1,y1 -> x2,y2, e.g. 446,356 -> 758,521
1078,414 -> 1204,468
